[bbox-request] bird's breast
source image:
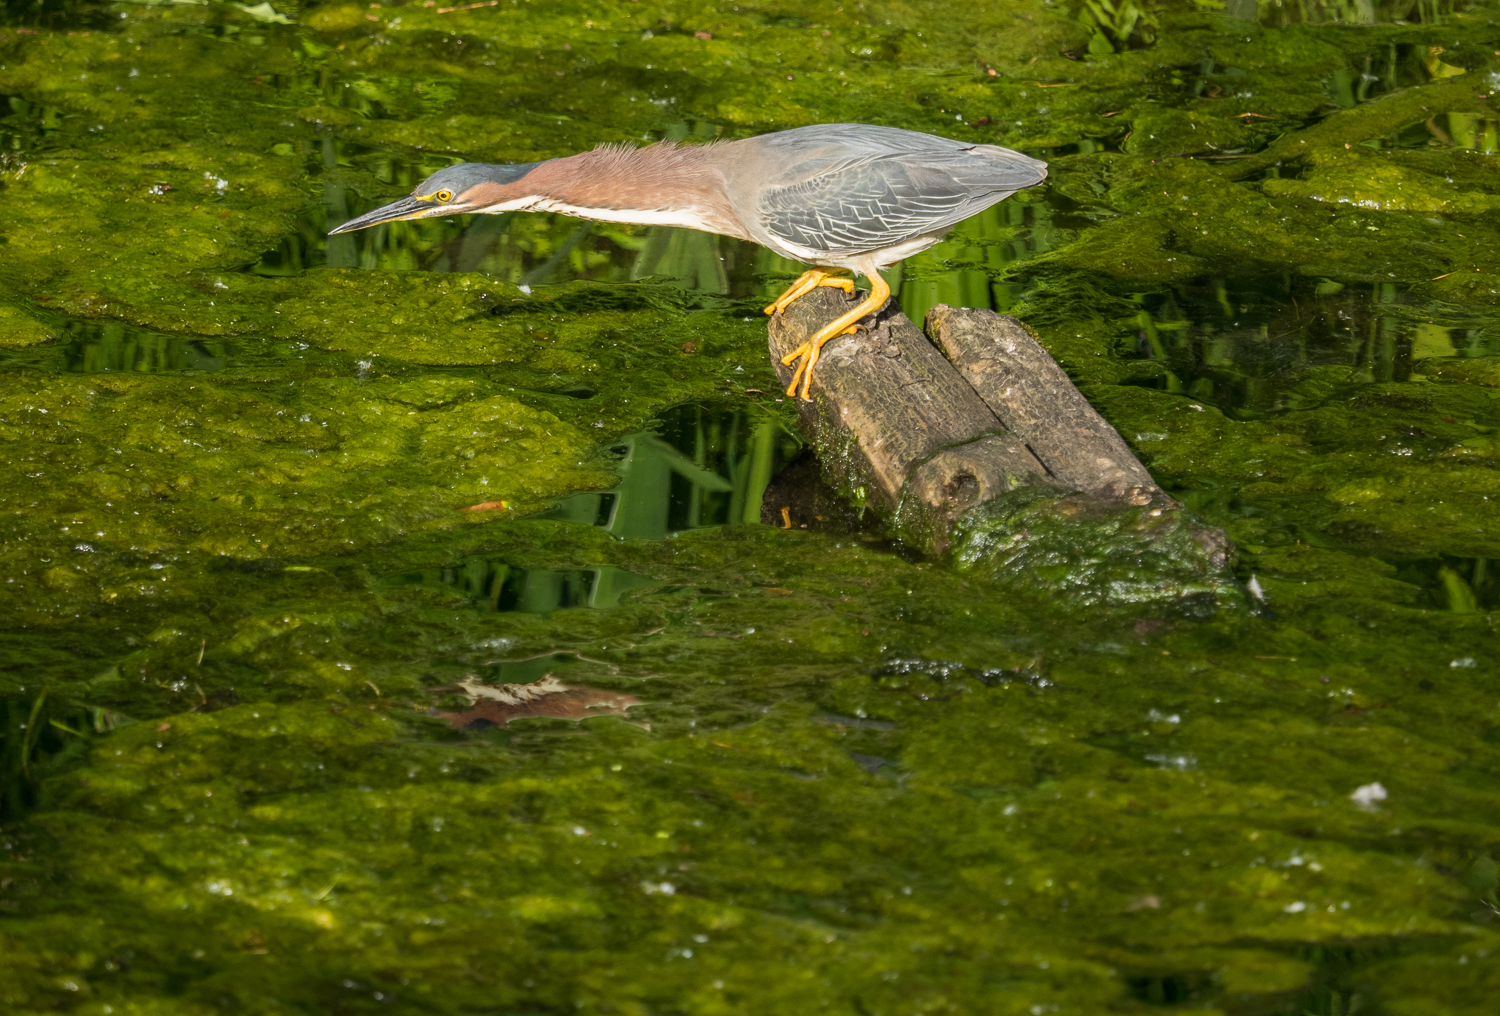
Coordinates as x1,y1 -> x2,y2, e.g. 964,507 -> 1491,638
525,197 -> 738,234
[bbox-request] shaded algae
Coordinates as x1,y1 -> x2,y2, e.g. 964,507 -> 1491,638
1,2 -> 1499,1014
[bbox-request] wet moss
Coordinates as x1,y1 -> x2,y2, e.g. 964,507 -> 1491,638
1262,146 -> 1500,216
946,488 -> 1239,610
0,362 -> 611,582
1122,106 -> 1249,159
1416,355 -> 1500,386
1,2 -> 1500,1013
0,305 -> 54,347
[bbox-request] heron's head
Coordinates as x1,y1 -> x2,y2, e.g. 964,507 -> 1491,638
328,161 -> 541,234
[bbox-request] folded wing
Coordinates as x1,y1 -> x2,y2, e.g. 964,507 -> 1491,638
752,131 -> 1046,259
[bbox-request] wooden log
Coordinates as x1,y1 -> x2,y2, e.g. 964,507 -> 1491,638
763,288 -> 1236,603
925,305 -> 1165,507
766,287 -> 1057,551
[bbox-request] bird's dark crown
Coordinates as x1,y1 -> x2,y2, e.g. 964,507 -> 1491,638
413,161 -> 541,201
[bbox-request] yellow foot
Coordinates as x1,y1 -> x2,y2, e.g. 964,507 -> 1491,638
763,268 -> 855,316
780,273 -> 892,401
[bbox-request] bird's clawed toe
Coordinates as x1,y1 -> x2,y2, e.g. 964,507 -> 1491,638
763,268 -> 854,317
778,272 -> 891,400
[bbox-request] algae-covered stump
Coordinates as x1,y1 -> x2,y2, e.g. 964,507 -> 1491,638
767,287 -> 1232,588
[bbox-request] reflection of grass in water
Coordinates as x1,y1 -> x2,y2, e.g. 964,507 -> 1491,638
1116,275 -> 1498,418
1276,0 -> 1457,25
562,401 -> 801,539
1446,113 -> 1500,155
1071,0 -> 1160,56
896,192 -> 1061,325
60,321 -> 233,374
396,401 -> 800,614
396,559 -> 654,613
1,692 -> 131,823
1389,556 -> 1493,613
631,224 -> 728,294
0,92 -> 73,159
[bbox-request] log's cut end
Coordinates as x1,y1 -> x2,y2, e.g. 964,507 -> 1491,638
926,304 -> 1168,508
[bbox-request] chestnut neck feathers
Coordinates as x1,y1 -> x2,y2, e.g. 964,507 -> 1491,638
465,142 -> 750,240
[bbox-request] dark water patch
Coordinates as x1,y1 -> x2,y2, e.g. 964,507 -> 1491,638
0,316 -> 454,378
485,283 -> 701,317
1126,969 -> 1215,1007
1383,554 -> 1497,614
56,320 -> 235,374
0,92 -> 76,161
504,382 -> 598,405
0,692 -> 131,824
759,450 -> 892,539
1275,935 -> 1479,1016
1124,274 -> 1497,418
478,651 -> 595,687
1126,933 -> 1439,1015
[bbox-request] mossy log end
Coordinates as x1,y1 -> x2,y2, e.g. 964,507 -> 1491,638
766,289 -> 1226,580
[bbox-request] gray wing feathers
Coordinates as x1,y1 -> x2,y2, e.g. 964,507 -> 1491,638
754,139 -> 1045,257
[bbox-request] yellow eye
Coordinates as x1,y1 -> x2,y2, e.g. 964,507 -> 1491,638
435,189 -> 454,202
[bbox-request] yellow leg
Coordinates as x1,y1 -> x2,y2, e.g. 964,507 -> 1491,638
780,272 -> 891,401
763,268 -> 855,317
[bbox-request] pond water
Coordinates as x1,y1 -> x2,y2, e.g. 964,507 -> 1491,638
1,1 -> 1499,1013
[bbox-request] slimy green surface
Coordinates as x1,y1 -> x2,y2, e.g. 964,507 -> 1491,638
1,1 -> 1498,1013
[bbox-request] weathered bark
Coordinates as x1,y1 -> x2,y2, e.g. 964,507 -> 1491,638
926,305 -> 1164,506
766,287 -> 1056,551
764,288 -> 1234,600
765,288 -> 1175,522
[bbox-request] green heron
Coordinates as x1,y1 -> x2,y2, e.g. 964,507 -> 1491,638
330,124 -> 1047,399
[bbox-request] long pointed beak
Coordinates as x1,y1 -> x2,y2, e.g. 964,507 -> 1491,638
329,196 -> 444,235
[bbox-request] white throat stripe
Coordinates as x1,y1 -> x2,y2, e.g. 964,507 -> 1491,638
473,197 -> 711,230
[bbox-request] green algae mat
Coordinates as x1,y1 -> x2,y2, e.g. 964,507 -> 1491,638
2,1 -> 1500,1013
